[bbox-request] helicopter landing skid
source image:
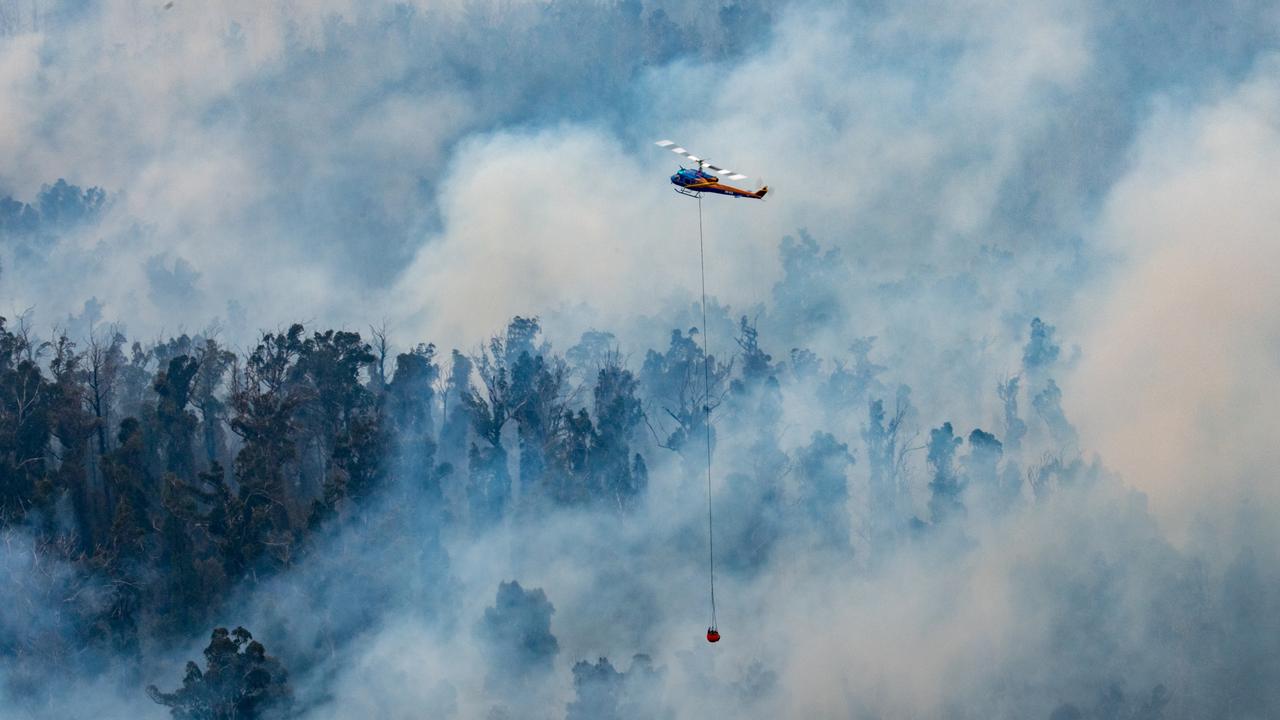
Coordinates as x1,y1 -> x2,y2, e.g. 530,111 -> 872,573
673,186 -> 702,199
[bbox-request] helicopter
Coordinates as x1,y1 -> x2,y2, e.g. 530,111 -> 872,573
655,140 -> 768,200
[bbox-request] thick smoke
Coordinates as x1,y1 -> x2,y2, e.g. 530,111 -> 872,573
2,1 -> 1279,719
1067,60 -> 1280,532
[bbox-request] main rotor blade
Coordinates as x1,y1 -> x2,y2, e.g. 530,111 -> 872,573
656,140 -> 704,165
704,163 -> 747,181
665,143 -> 702,164
655,140 -> 750,180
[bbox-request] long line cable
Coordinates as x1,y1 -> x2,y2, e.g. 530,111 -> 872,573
697,194 -> 717,631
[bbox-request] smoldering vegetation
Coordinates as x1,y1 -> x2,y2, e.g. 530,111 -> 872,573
1,240 -> 1278,718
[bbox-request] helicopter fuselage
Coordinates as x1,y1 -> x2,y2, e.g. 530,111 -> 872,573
670,168 -> 767,199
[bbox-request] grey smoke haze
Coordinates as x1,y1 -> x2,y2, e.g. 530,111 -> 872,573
2,0 -> 1280,718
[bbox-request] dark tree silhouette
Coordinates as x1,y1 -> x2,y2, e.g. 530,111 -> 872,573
567,657 -> 623,720
640,328 -> 729,455
147,626 -> 291,719
476,580 -> 559,691
1022,317 -> 1061,374
795,431 -> 855,548
926,422 -> 964,524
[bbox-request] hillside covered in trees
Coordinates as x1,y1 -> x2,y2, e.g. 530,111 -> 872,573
3,290 -> 1277,717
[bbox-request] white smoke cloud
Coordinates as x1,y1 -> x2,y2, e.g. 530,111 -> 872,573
1067,55 -> 1280,534
387,0 -> 1095,358
388,128 -> 696,350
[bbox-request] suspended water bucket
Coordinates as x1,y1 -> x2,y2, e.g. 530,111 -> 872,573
706,628 -> 721,643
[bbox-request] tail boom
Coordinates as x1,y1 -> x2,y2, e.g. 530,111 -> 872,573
705,182 -> 769,199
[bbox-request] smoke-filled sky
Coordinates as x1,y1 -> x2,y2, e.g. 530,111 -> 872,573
4,0 -> 1277,522
3,1 -> 1280,717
